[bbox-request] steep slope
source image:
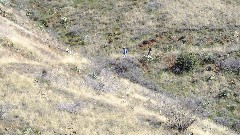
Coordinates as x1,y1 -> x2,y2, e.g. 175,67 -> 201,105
0,2 -> 239,135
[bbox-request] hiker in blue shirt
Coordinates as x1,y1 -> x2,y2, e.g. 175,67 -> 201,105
123,47 -> 128,58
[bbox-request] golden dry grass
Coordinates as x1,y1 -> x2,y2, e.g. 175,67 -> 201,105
0,1 -> 239,135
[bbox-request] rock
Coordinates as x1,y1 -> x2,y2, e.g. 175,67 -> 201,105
66,48 -> 69,52
207,75 -> 215,81
229,80 -> 235,85
206,66 -> 212,71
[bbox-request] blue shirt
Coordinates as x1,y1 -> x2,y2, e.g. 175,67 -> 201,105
123,48 -> 128,54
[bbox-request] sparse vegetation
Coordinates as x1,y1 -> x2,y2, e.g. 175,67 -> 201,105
167,113 -> 196,132
109,57 -> 160,91
1,0 -> 240,134
199,53 -> 216,65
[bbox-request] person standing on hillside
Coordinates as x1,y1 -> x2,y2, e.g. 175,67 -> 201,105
123,47 -> 128,58
147,47 -> 152,56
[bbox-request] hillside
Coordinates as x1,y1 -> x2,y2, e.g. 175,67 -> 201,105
0,0 -> 240,135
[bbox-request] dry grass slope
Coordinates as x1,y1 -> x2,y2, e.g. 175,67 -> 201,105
0,0 -> 239,135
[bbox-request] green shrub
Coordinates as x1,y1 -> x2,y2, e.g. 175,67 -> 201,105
172,53 -> 197,74
216,90 -> 230,99
63,31 -> 85,46
200,53 -> 216,64
39,19 -> 48,27
26,10 -> 38,21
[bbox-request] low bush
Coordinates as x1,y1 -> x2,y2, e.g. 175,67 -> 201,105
62,30 -> 85,46
217,57 -> 240,74
57,101 -> 84,113
26,10 -> 38,21
216,90 -> 230,99
172,53 -> 197,74
109,57 -> 160,91
166,110 -> 196,132
199,53 -> 216,64
109,57 -> 142,83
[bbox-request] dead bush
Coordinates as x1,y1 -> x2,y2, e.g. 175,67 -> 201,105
83,75 -> 105,91
165,55 -> 176,69
232,120 -> 240,133
109,57 -> 143,83
166,111 -> 196,132
57,101 -> 85,113
109,57 -> 160,91
164,105 -> 196,132
217,57 -> 240,74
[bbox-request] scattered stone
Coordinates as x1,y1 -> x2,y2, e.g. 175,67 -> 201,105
60,17 -> 68,24
191,78 -> 198,83
229,80 -> 235,85
206,75 -> 215,81
205,66 -> 212,71
233,93 -> 238,97
66,48 -> 69,52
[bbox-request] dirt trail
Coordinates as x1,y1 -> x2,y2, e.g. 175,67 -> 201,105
0,5 -> 238,135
